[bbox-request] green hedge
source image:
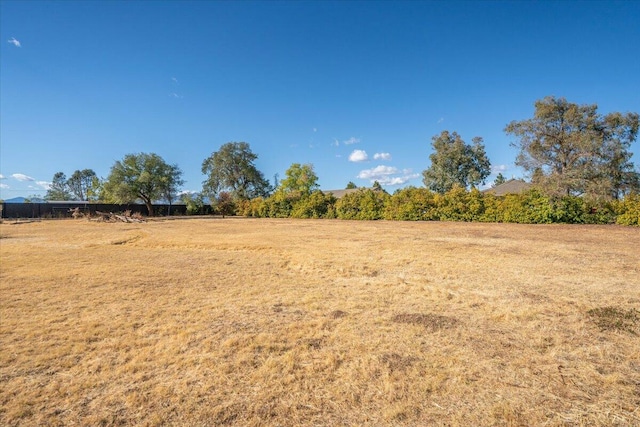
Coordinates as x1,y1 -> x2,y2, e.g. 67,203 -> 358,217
335,189 -> 389,220
614,194 -> 640,226
236,187 -> 640,226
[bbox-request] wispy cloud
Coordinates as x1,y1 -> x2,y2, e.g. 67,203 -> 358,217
492,164 -> 508,172
7,37 -> 21,48
332,138 -> 340,147
357,166 -> 419,186
0,174 -> 6,179
0,183 -> 9,189
171,77 -> 179,84
11,173 -> 35,182
169,92 -> 183,99
437,117 -> 444,124
36,181 -> 51,190
358,165 -> 397,180
348,149 -> 368,162
373,152 -> 392,161
343,137 -> 360,145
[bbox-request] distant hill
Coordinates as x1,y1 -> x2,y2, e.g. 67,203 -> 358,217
3,197 -> 45,203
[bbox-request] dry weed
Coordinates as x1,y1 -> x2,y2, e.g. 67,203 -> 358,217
1,219 -> 639,426
392,313 -> 459,331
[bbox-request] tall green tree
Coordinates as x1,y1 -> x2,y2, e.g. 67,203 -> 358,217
103,153 -> 183,216
67,169 -> 98,201
45,172 -> 72,201
505,96 -> 639,199
201,142 -> 271,200
493,173 -> 507,187
345,181 -> 357,189
159,163 -> 185,214
279,163 -> 319,196
422,131 -> 491,193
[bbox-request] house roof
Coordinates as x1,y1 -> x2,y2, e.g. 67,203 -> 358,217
482,179 -> 532,196
323,187 -> 384,199
323,188 -> 364,199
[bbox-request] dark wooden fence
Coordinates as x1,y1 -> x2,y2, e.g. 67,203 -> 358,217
0,202 -> 195,219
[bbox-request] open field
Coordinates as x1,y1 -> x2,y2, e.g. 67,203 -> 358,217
1,218 -> 639,426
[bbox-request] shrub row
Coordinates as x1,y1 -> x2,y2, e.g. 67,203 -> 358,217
231,187 -> 640,225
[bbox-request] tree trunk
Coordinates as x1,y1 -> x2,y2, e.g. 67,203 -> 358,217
141,196 -> 154,216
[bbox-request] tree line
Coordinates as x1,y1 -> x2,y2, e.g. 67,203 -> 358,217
42,96 -> 640,225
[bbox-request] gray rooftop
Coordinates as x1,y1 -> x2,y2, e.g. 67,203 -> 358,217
482,179 -> 532,196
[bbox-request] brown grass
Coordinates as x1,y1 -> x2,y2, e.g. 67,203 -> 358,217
1,218 -> 639,426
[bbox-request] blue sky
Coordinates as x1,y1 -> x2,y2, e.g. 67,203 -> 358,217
1,1 -> 639,199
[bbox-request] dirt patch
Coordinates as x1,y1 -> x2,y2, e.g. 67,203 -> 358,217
328,310 -> 348,319
379,353 -> 418,372
520,291 -> 551,303
392,313 -> 459,331
303,338 -> 323,350
587,306 -> 639,335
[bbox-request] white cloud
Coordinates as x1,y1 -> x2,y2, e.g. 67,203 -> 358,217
437,117 -> 444,124
332,138 -> 340,147
171,77 -> 178,83
7,37 -> 21,48
373,152 -> 392,161
349,149 -> 368,162
343,137 -> 360,145
11,173 -> 35,182
357,165 -> 398,180
0,174 -> 6,179
492,164 -> 508,172
379,176 -> 409,185
170,92 -> 183,99
0,183 -> 9,189
36,181 -> 51,190
357,165 -> 419,186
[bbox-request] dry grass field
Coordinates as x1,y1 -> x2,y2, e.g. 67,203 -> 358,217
1,218 -> 639,426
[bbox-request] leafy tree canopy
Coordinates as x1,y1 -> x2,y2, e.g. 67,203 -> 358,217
45,172 -> 73,201
67,169 -> 99,201
345,181 -> 357,189
213,191 -> 236,217
159,163 -> 185,205
201,142 -> 271,200
505,96 -> 639,200
422,131 -> 491,193
103,153 -> 183,216
493,173 -> 507,187
180,192 -> 206,215
279,163 -> 319,196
